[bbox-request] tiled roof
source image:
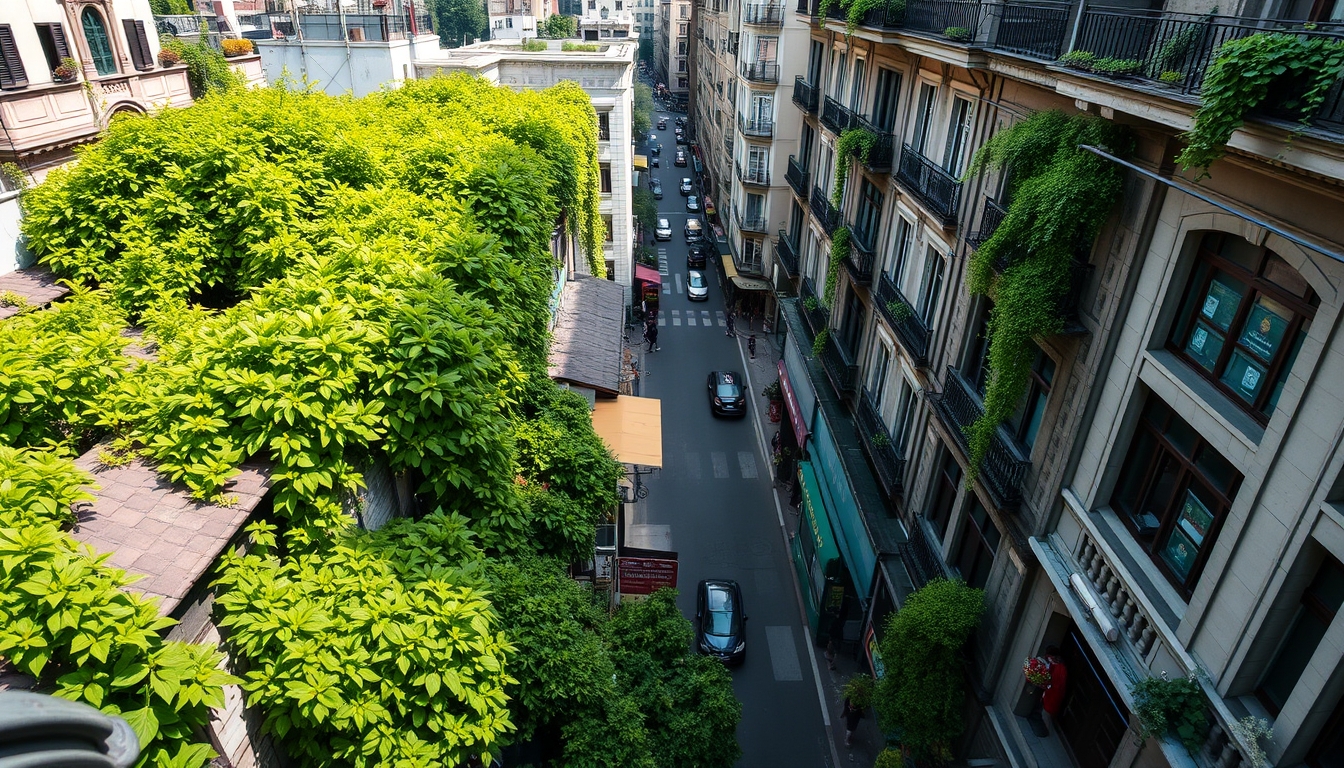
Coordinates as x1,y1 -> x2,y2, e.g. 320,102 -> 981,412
70,453 -> 271,617
547,274 -> 626,395
0,267 -> 71,320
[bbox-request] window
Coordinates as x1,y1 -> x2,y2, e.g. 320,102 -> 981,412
589,1 -> 596,8
1110,396 -> 1243,596
1005,346 -> 1055,451
1256,554 -> 1344,714
1168,232 -> 1317,422
597,111 -> 610,139
928,446 -> 961,537
855,179 -> 883,246
955,498 -> 1000,590
0,25 -> 27,90
834,52 -> 848,100
603,214 -> 614,241
849,58 -> 866,112
868,342 -> 891,406
680,4 -> 688,16
679,23 -> 687,34
747,145 -> 768,177
678,77 -> 687,89
943,96 -> 974,175
599,163 -> 612,193
743,238 -> 764,271
81,8 -> 117,76
745,192 -> 765,221
506,16 -> 514,26
808,39 -> 823,85
916,247 -> 944,328
1307,691 -> 1344,768
678,40 -> 686,55
678,59 -> 686,72
910,83 -> 937,154
34,23 -> 72,72
122,20 -> 153,71
888,216 -> 913,284
871,68 -> 902,132
965,300 -> 993,393
893,380 -> 918,454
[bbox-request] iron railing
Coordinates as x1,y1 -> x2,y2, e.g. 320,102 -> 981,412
738,113 -> 775,137
856,389 -> 906,498
968,197 -> 1007,247
743,3 -> 786,25
874,272 -> 930,366
154,14 -> 219,37
900,517 -> 949,589
793,76 -> 819,114
799,278 -> 830,339
736,160 -> 771,186
736,205 -> 769,233
741,60 -> 780,83
854,115 -> 896,172
845,223 -> 878,286
810,185 -> 842,236
820,332 -> 859,396
992,2 -> 1071,59
896,144 -> 962,226
929,366 -> 1030,510
776,230 -> 800,277
858,0 -> 907,28
293,12 -> 418,41
786,155 -> 810,200
902,0 -> 993,38
821,96 -> 858,134
824,0 -> 846,22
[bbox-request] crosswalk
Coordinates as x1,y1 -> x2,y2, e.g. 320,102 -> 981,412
677,450 -> 762,480
658,249 -> 670,295
658,309 -> 727,328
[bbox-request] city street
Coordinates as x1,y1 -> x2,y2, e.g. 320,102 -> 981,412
632,110 -> 835,767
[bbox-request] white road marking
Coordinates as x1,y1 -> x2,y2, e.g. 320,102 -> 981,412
738,451 -> 758,479
658,316 -> 666,326
766,626 -> 804,682
675,274 -> 684,294
674,316 -> 682,326
663,282 -> 671,295
688,315 -> 697,326
710,451 -> 729,478
716,310 -> 726,327
702,310 -> 712,325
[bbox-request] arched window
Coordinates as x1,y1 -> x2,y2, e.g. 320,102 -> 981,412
81,7 -> 116,76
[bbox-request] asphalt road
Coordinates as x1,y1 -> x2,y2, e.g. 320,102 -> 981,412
635,111 -> 832,768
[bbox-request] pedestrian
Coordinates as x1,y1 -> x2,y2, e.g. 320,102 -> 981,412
824,615 -> 844,671
1041,646 -> 1068,736
748,334 -> 757,359
725,312 -> 736,337
842,696 -> 864,747
645,322 -> 659,352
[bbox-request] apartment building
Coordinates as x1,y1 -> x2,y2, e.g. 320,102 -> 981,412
488,0 -> 553,39
577,0 -> 635,40
633,0 -> 656,38
767,1 -> 1344,768
654,0 -> 690,96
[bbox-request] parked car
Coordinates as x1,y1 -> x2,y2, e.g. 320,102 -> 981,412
651,179 -> 663,199
676,116 -> 687,128
655,218 -> 672,241
650,144 -> 662,155
676,132 -> 687,145
684,219 -> 704,242
658,118 -> 668,129
649,132 -> 658,143
707,371 -> 746,417
675,151 -> 687,167
687,242 -> 712,269
687,270 -> 708,301
686,195 -> 700,212
651,156 -> 660,167
695,579 -> 746,665
679,178 -> 693,195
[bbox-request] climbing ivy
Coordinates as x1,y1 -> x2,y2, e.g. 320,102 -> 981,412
832,128 -> 878,208
825,226 -> 851,307
1177,33 -> 1344,175
962,111 -> 1132,475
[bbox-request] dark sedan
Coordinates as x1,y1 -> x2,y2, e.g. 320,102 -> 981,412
687,242 -> 712,268
707,371 -> 746,417
696,579 -> 746,665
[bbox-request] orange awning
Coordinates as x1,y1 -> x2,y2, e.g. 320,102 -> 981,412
591,396 -> 663,467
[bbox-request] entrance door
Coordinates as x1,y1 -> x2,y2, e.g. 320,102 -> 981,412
1057,624 -> 1130,768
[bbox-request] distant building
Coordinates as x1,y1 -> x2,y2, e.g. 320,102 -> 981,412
576,0 -> 633,41
488,0 -> 553,40
652,0 -> 687,95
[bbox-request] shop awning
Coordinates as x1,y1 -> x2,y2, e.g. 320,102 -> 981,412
634,154 -> 649,169
722,256 -> 771,291
635,263 -> 662,285
592,395 -> 663,467
778,359 -> 809,449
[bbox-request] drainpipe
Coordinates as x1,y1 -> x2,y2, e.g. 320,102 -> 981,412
1066,0 -> 1087,54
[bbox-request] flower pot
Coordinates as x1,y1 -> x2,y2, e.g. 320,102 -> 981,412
768,400 -> 783,423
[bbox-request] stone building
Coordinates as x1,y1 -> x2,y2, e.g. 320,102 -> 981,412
729,0 -> 1344,766
654,0 -> 691,97
577,0 -> 635,40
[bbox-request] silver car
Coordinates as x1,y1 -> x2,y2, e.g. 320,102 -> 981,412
687,270 -> 708,301
655,218 -> 672,241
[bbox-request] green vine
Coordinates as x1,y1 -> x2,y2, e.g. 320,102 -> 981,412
1178,33 -> 1344,176
832,128 -> 878,208
961,111 -> 1132,477
1131,675 -> 1208,755
825,226 -> 850,307
818,0 -> 837,27
812,327 -> 830,356
885,298 -> 912,322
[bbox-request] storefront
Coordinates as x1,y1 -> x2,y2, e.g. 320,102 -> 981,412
792,461 -> 847,640
808,411 -> 879,607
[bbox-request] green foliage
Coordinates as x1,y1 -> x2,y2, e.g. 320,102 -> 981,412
149,0 -> 195,14
1177,33 -> 1344,174
543,13 -> 577,38
944,26 -> 972,42
0,448 -> 237,768
634,82 -> 655,137
874,579 -> 984,760
1058,50 -> 1096,70
563,41 -> 601,52
870,431 -> 891,449
761,379 -> 782,400
521,38 -> 548,52
1229,715 -> 1273,768
832,128 -> 877,208
1091,57 -> 1144,76
215,517 -> 516,767
1131,675 -> 1208,754
803,296 -> 820,312
1159,70 -> 1184,85
874,748 -> 905,768
844,674 -> 875,710
634,187 -> 658,234
436,0 -> 488,46
159,37 -> 243,99
885,298 -> 912,323
1150,24 -> 1201,77
812,327 -> 830,357
825,226 -> 850,307
837,0 -> 890,35
961,111 -> 1131,477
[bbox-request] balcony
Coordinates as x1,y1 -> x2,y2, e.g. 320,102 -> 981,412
819,332 -> 859,396
900,0 -> 993,39
795,0 -> 819,15
844,223 -> 877,286
723,131 -> 733,154
857,0 -> 906,28
874,272 -> 930,366
900,517 -> 950,590
929,367 -> 1030,510
896,144 -> 962,226
856,389 -> 906,498
736,160 -> 771,186
823,0 -> 846,23
786,155 -> 810,200
991,2 -> 1071,60
792,76 -> 819,115
776,230 -> 800,278
821,96 -> 858,134
740,60 -> 780,83
735,205 -> 768,233
853,115 -> 896,173
809,185 -> 842,236
968,196 -> 1007,247
737,113 -> 775,138
799,278 -> 830,340
743,3 -> 785,26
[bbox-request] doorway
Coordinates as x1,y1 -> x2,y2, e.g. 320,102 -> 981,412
1057,624 -> 1130,768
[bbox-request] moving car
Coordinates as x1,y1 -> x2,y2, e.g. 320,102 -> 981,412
658,118 -> 668,129
686,195 -> 700,212
687,242 -> 712,269
651,179 -> 663,199
655,218 -> 672,241
674,150 -> 687,167
650,144 -> 662,155
687,270 -> 708,301
679,177 -> 693,195
707,371 -> 746,416
695,579 -> 746,665
676,131 -> 687,145
651,156 -> 659,167
684,219 -> 704,243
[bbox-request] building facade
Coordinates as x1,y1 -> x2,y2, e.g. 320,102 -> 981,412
764,1 -> 1344,767
633,0 -> 655,39
577,0 -> 634,41
653,0 -> 690,96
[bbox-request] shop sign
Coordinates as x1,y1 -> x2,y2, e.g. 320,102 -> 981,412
777,360 -> 809,449
618,557 -> 678,594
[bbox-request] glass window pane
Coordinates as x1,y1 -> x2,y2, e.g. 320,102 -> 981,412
1037,352 -> 1056,387
1137,454 -> 1181,540
1263,254 -> 1312,299
1185,320 -> 1226,372
1164,414 -> 1198,457
82,9 -> 117,76
1257,608 -> 1328,712
1174,487 -> 1215,548
1237,295 -> 1292,362
1220,350 -> 1268,404
1201,273 -> 1247,331
1194,446 -> 1239,495
1113,430 -> 1157,518
1218,235 -> 1263,273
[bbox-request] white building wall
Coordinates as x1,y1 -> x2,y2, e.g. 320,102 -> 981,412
255,35 -> 439,97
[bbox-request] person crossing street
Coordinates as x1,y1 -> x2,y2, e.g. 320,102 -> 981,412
725,312 -> 736,337
644,320 -> 660,352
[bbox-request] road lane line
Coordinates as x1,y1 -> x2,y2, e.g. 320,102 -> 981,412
673,317 -> 681,326
675,274 -> 684,294
716,310 -> 726,327
738,451 -> 758,479
765,626 -> 804,682
687,316 -> 697,326
710,451 -> 729,478
658,316 -> 666,326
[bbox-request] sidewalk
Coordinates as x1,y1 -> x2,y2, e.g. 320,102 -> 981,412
732,324 -> 887,768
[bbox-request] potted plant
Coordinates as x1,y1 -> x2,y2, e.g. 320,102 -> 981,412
762,379 -> 783,422
1158,70 -> 1184,87
1058,50 -> 1096,72
221,38 -> 255,58
52,57 -> 79,83
158,47 -> 182,67
1091,57 -> 1144,79
944,26 -> 972,43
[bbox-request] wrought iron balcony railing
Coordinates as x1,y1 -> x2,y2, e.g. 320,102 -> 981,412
968,196 -> 1007,247
823,0 -> 846,22
736,160 -> 771,186
856,389 -> 906,498
735,205 -> 769,233
737,113 -> 775,138
809,185 -> 842,236
853,115 -> 896,173
792,76 -> 819,114
821,95 -> 858,134
820,332 -> 858,396
929,366 -> 1030,510
776,230 -> 800,278
786,155 -> 810,200
991,2 -> 1071,59
896,144 -> 962,226
874,272 -> 930,366
740,60 -> 780,83
799,278 -> 830,339
844,223 -> 877,286
901,0 -> 993,39
900,517 -> 950,590
743,3 -> 785,25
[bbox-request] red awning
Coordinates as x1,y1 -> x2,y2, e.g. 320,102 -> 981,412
635,264 -> 662,285
778,360 -> 809,449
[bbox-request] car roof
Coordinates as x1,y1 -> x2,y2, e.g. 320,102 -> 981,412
700,579 -> 741,604
657,218 -> 669,225
685,219 -> 701,228
682,177 -> 691,182
688,270 -> 703,277
711,371 -> 740,384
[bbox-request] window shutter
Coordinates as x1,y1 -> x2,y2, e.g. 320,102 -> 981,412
133,21 -> 152,70
122,19 -> 152,71
0,25 -> 28,90
48,23 -> 71,61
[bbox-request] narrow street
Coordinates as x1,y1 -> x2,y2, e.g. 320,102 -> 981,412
633,109 -> 834,768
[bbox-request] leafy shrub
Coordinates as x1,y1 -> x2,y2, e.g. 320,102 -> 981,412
158,47 -> 183,66
149,0 -> 196,13
521,38 -> 548,52
562,41 -> 601,52
220,38 -> 254,57
543,13 -> 577,38
825,227 -> 850,307
812,327 -> 829,357
944,26 -> 972,42
844,674 -> 875,710
159,37 -> 243,97
833,128 -> 878,208
1058,50 -> 1096,70
53,57 -> 79,80
1132,674 -> 1209,754
1091,57 -> 1143,76
1159,70 -> 1184,85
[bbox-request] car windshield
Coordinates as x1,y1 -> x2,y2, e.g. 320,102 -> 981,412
689,273 -> 705,288
707,609 -> 739,636
657,219 -> 669,228
716,383 -> 740,398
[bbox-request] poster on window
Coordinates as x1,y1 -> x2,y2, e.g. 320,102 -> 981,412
1238,301 -> 1289,361
1201,278 -> 1243,330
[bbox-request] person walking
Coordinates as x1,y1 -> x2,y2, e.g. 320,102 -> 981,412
645,321 -> 660,352
725,312 -> 736,337
748,334 -> 757,359
841,696 -> 864,747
